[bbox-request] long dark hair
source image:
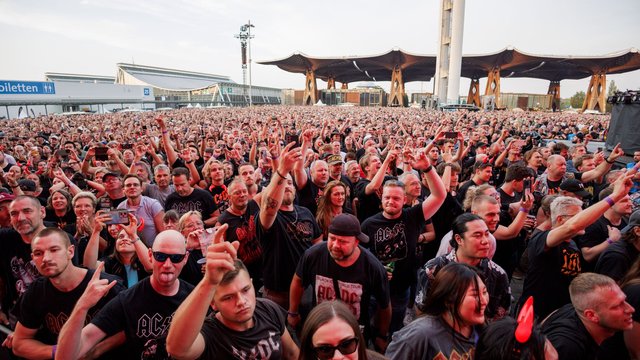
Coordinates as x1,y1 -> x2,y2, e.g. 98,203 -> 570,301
298,301 -> 368,360
421,262 -> 485,332
475,317 -> 547,360
316,180 -> 348,238
620,256 -> 640,289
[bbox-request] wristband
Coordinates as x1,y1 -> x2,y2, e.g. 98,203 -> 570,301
52,345 -> 57,359
519,207 -> 529,213
275,169 -> 287,180
185,160 -> 194,164
607,238 -> 613,245
604,196 -> 615,207
287,311 -> 299,317
605,158 -> 614,164
272,155 -> 279,160
423,165 -> 433,173
162,130 -> 168,135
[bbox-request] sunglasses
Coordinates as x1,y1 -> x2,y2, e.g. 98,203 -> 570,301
313,337 -> 358,359
152,251 -> 186,263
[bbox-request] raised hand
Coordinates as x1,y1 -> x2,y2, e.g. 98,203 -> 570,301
204,224 -> 239,286
77,262 -> 118,310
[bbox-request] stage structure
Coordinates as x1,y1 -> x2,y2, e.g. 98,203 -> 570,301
434,0 -> 465,105
259,48 -> 640,111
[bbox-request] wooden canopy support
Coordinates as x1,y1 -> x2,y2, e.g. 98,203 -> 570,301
341,82 -> 348,90
581,73 -> 606,112
484,68 -> 501,108
548,80 -> 561,110
388,66 -> 405,106
327,77 -> 336,90
467,78 -> 481,107
303,69 -> 318,105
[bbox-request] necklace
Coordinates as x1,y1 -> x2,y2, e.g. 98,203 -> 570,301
284,207 -> 298,224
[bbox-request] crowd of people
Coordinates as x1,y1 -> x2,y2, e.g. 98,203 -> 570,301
0,105 -> 638,359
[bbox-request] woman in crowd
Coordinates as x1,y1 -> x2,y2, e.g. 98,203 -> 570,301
83,212 -> 152,288
177,211 -> 209,286
45,188 -> 76,230
316,180 -> 351,239
475,316 -> 557,359
298,300 -> 386,360
386,262 -> 488,360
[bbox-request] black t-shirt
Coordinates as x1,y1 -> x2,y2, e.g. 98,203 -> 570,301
575,216 -> 627,272
98,194 -> 126,211
295,243 -> 390,335
18,269 -> 124,345
595,239 -> 640,282
91,277 -> 194,359
361,205 -> 424,293
44,209 -> 77,231
179,251 -> 205,287
218,200 -> 262,265
101,256 -> 150,288
542,304 -> 601,360
521,230 -> 582,319
296,178 -> 324,216
427,192 -> 463,262
198,298 -> 286,359
256,205 -> 321,292
207,184 -> 229,214
164,188 -> 217,219
0,229 -> 40,312
495,187 -> 525,276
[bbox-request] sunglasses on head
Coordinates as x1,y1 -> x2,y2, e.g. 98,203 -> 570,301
313,337 -> 358,359
152,251 -> 186,263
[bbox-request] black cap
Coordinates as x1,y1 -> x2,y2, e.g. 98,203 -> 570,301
328,214 -> 369,243
560,179 -> 591,199
18,179 -> 36,192
621,210 -> 640,234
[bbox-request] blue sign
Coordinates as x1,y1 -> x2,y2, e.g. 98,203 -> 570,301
144,88 -> 150,96
0,81 -> 56,95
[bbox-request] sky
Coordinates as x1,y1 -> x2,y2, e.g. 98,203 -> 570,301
1,0 -> 639,98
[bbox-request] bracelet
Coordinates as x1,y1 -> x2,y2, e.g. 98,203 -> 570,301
519,207 -> 529,213
604,196 -> 615,207
607,238 -> 613,245
423,165 -> 433,173
275,169 -> 287,180
162,130 -> 168,135
52,345 -> 57,359
287,311 -> 299,317
605,158 -> 614,164
185,160 -> 194,164
272,155 -> 279,160
10,185 -> 19,188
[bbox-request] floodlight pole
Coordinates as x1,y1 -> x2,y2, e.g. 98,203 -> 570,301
234,21 -> 255,107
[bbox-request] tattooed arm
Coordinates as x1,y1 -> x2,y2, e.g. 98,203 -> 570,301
259,142 -> 302,230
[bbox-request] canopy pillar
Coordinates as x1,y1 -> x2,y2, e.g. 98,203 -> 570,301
327,77 -> 336,90
303,69 -> 318,106
548,80 -> 561,111
388,66 -> 405,107
467,78 -> 481,107
484,68 -> 501,108
581,73 -> 606,112
341,82 -> 348,90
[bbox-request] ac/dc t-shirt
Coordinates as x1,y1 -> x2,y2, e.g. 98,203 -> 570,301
18,269 -> 124,345
198,298 -> 286,359
361,204 -> 425,293
91,277 -> 194,359
164,188 -> 217,219
218,200 -> 261,265
521,230 -> 582,319
256,205 -> 321,292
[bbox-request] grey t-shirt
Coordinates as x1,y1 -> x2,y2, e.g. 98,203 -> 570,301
143,184 -> 175,207
386,315 -> 477,360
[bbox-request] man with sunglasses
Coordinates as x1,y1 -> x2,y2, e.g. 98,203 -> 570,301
56,230 -> 193,359
166,224 -> 299,359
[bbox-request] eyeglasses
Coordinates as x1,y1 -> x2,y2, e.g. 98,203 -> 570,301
313,338 -> 358,359
152,251 -> 186,263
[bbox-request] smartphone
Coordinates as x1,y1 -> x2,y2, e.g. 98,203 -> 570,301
142,125 -> 147,131
284,133 -> 299,147
95,147 -> 109,161
444,131 -> 458,139
523,178 -> 531,197
105,210 -> 130,225
121,143 -> 133,150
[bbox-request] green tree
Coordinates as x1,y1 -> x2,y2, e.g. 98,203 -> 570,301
570,91 -> 586,108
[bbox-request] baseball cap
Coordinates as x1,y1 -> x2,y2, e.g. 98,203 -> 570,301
621,210 -> 640,234
476,142 -> 488,149
0,192 -> 15,203
102,172 -> 121,181
328,213 -> 369,243
326,154 -> 343,165
559,179 -> 591,199
18,179 -> 36,192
